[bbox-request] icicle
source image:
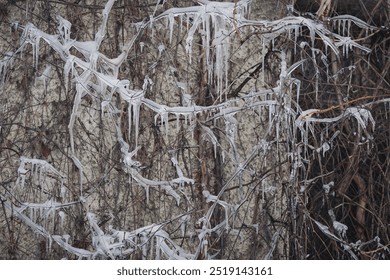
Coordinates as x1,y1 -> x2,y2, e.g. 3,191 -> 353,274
186,14 -> 189,33
131,101 -> 138,148
201,124 -> 218,158
30,208 -> 34,223
171,156 -> 184,179
294,79 -> 301,105
179,14 -> 183,33
224,113 -> 238,160
164,185 -> 181,205
280,51 -> 287,78
269,105 -> 276,131
276,115 -> 280,143
59,211 -> 66,229
168,13 -> 175,43
310,27 -> 315,48
68,87 -> 83,154
63,234 -> 70,244
175,113 -> 180,133
35,65 -> 52,94
33,30 -> 41,68
127,102 -> 132,146
38,164 -> 44,185
16,160 -> 28,187
185,33 -> 193,64
39,207 -> 43,224
158,44 -> 165,57
158,109 -> 169,137
120,89 -> 139,148
261,40 -> 265,84
144,185 -> 150,204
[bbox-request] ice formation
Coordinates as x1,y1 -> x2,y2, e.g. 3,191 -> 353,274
3,0 -> 381,259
